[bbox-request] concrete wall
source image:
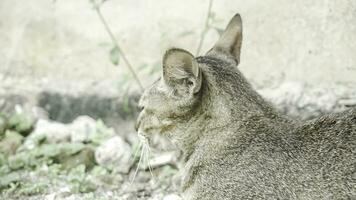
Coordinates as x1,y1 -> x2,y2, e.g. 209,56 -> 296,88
0,0 -> 355,92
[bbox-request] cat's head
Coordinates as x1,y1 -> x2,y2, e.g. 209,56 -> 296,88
135,14 -> 243,146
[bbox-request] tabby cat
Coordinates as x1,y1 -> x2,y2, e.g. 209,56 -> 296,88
135,14 -> 356,200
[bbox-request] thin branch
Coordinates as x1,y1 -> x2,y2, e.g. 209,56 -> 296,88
92,1 -> 144,91
195,0 -> 214,56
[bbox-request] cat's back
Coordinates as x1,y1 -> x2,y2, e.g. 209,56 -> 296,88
296,108 -> 356,149
191,109 -> 356,199
290,108 -> 356,198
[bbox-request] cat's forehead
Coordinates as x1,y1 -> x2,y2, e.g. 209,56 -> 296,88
139,78 -> 165,102
196,56 -> 226,65
196,56 -> 235,70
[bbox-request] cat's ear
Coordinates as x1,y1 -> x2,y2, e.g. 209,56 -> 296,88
207,13 -> 243,64
162,48 -> 202,95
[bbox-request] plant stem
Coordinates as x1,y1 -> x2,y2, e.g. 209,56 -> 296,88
196,0 -> 214,56
92,2 -> 144,92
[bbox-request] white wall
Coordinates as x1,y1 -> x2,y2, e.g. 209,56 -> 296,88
0,0 -> 355,92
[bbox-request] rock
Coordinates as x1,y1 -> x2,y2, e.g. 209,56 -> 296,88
22,119 -> 72,150
163,194 -> 182,200
35,119 -> 72,143
0,130 -> 24,156
7,107 -> 36,137
70,116 -> 115,144
258,82 -> 356,120
31,106 -> 49,120
56,186 -> 71,198
59,146 -> 96,170
95,136 -> 132,173
69,116 -> 97,143
44,193 -> 56,200
34,143 -> 84,159
22,116 -> 114,150
339,98 -> 356,107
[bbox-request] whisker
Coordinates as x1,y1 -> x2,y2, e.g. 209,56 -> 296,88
132,141 -> 143,162
130,142 -> 145,184
144,141 -> 155,181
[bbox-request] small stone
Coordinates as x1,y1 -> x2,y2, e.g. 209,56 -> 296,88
95,136 -> 132,173
56,186 -> 71,198
69,116 -> 97,143
60,146 -> 96,170
44,193 -> 56,200
22,119 -> 71,150
163,194 -> 182,200
36,119 -> 72,143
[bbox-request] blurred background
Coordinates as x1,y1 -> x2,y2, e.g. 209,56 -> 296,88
0,0 -> 355,199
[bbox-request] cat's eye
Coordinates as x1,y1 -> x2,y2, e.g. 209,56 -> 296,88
184,79 -> 194,86
138,105 -> 144,111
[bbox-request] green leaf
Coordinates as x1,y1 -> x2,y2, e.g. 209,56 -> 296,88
109,46 -> 120,66
18,182 -> 47,196
0,172 -> 21,189
0,153 -> 7,167
8,152 -> 29,170
91,166 -> 108,177
89,120 -> 114,146
8,112 -> 35,136
0,165 -> 11,177
68,164 -> 86,182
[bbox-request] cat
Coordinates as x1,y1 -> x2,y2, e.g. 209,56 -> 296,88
135,14 -> 356,200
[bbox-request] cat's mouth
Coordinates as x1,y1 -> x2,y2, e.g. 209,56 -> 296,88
135,114 -> 175,137
136,123 -> 170,137
134,115 -> 159,138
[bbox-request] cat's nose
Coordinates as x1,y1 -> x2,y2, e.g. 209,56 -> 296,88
135,113 -> 143,132
135,119 -> 140,131
138,105 -> 144,112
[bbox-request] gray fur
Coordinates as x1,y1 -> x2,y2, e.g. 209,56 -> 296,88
136,14 -> 356,200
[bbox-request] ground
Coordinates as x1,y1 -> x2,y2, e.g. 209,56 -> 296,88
0,81 -> 355,200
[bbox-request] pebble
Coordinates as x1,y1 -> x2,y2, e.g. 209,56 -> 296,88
95,136 -> 132,173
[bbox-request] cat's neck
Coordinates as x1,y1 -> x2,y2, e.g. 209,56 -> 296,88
171,67 -> 290,160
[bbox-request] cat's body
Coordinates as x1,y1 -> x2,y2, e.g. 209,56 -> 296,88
178,56 -> 356,199
136,14 -> 356,199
